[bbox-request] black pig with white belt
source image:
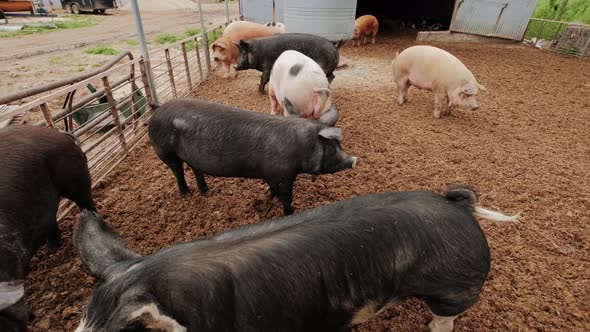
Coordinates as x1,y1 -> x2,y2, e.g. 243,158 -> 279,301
74,186 -> 518,332
148,98 -> 357,215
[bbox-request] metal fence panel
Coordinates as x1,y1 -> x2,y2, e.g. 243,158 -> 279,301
524,18 -> 590,59
450,0 -> 538,40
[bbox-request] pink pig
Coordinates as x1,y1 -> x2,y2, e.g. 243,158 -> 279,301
268,50 -> 339,126
392,45 -> 487,118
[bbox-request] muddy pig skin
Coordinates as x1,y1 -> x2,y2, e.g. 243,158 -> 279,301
392,45 -> 487,118
268,50 -> 339,126
74,186 -> 518,332
353,15 -> 379,46
212,21 -> 282,78
147,98 -> 357,215
264,21 -> 286,33
0,126 -> 95,332
233,33 -> 339,93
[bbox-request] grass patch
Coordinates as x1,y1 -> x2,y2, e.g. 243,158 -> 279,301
55,16 -> 95,29
125,39 -> 140,46
182,29 -> 219,51
85,45 -> 118,55
186,28 -> 201,37
154,34 -> 180,44
0,15 -> 97,38
533,0 -> 590,24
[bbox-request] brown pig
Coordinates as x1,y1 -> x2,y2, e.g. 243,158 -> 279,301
212,21 -> 283,78
353,15 -> 379,46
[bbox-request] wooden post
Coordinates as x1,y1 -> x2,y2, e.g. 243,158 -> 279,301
194,37 -> 203,81
40,103 -> 55,128
165,48 -> 177,98
139,59 -> 155,112
181,42 -> 193,91
101,76 -> 128,154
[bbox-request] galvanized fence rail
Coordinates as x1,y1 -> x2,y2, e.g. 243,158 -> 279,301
524,18 -> 590,60
0,21 -> 231,220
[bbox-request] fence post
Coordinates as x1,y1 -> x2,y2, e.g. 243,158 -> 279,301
139,59 -> 155,112
165,49 -> 178,98
181,42 -> 193,91
101,76 -> 129,154
197,0 -> 212,74
194,36 -> 203,81
40,103 -> 55,128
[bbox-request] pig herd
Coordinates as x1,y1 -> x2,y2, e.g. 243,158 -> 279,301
0,18 -> 518,332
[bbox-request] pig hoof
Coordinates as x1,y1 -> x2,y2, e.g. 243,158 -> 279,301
397,97 -> 405,105
179,188 -> 191,196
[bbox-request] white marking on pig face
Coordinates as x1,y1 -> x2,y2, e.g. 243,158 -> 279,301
172,118 -> 190,131
129,303 -> 187,332
0,280 -> 24,310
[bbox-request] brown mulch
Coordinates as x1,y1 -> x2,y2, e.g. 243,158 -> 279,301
25,34 -> 590,331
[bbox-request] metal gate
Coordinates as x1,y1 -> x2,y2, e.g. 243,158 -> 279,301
450,0 -> 538,40
239,0 -> 284,24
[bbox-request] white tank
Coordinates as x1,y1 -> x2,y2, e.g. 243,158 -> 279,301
284,0 -> 357,42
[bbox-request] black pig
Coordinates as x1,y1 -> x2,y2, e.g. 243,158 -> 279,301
148,98 -> 357,215
73,186 -> 519,332
233,33 -> 340,93
0,126 -> 95,331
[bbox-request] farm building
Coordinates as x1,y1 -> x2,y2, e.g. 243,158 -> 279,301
239,0 -> 538,41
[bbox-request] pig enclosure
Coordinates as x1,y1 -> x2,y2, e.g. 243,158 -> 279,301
25,34 -> 589,331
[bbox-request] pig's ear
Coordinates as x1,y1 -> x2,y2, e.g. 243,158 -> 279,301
461,83 -> 478,95
238,40 -> 249,50
124,303 -> 186,332
476,83 -> 487,92
313,88 -> 331,98
74,210 -> 141,281
318,127 -> 343,141
213,41 -> 227,51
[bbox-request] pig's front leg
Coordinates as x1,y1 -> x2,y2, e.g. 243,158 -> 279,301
259,71 -> 271,94
266,177 -> 295,215
433,92 -> 446,118
269,89 -> 279,115
223,62 -> 232,78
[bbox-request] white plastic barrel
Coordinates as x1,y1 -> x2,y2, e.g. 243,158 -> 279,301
284,0 -> 357,42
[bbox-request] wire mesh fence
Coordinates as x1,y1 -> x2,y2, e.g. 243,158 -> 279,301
524,18 -> 590,59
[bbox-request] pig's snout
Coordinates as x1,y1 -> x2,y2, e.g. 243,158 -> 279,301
213,57 -> 220,62
471,105 -> 479,111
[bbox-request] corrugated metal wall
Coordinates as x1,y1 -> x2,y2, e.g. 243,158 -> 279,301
239,0 -> 272,24
284,0 -> 356,42
450,0 -> 538,40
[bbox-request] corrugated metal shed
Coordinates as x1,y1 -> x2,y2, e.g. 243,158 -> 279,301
239,0 -> 273,24
450,0 -> 538,40
284,0 -> 356,42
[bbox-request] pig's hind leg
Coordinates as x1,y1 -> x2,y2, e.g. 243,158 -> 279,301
259,71 -> 271,94
269,88 -> 280,115
167,160 -> 190,195
395,77 -> 410,105
190,167 -> 209,194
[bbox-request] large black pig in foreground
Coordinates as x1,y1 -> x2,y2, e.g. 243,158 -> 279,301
233,33 -> 340,93
148,98 -> 357,215
74,186 -> 519,332
0,126 -> 95,332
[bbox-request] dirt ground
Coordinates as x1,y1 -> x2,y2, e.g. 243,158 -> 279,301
25,34 -> 590,331
0,2 -> 238,97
